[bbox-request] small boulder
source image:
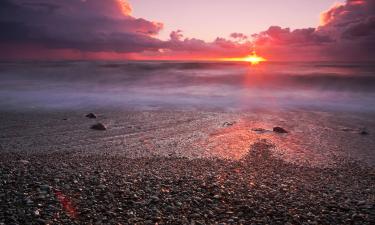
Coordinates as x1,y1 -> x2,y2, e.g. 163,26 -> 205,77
360,130 -> 369,135
91,123 -> 107,131
273,127 -> 288,133
85,113 -> 97,119
251,128 -> 268,133
19,160 -> 30,164
223,121 -> 236,127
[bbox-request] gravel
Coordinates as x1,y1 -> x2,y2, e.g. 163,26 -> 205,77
1,140 -> 374,224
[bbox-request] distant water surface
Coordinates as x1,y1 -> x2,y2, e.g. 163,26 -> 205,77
0,61 -> 374,111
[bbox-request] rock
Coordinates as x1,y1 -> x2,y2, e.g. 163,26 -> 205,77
213,194 -> 221,199
25,198 -> 34,205
273,127 -> 288,133
39,184 -> 51,193
150,196 -> 160,202
360,130 -> 369,135
85,113 -> 97,119
223,121 -> 236,127
97,184 -> 106,189
251,128 -> 268,133
34,209 -> 41,216
90,123 -> 107,131
36,219 -> 47,225
19,160 -> 30,164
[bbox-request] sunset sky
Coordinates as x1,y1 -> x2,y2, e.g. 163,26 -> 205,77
130,0 -> 343,41
0,0 -> 374,61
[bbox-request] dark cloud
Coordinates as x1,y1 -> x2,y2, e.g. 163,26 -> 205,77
0,0 -> 164,53
169,30 -> 184,41
341,15 -> 375,39
254,26 -> 332,46
230,32 -> 248,41
252,0 -> 375,61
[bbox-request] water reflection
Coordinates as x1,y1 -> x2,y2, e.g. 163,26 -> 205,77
199,111 -> 375,167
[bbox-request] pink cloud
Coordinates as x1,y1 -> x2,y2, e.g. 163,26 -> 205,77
252,0 -> 375,61
0,0 -> 374,61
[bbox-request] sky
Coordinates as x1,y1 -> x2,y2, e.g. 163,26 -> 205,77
0,0 -> 374,61
130,0 -> 343,41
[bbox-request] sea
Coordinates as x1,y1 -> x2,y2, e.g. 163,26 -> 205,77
0,61 -> 374,112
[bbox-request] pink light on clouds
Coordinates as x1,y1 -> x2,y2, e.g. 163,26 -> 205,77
0,0 -> 374,61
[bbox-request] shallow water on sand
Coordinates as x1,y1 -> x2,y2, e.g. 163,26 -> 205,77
0,110 -> 374,167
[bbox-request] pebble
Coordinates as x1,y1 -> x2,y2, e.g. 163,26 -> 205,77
90,123 -> 107,131
0,139 -> 374,224
19,160 -> 30,164
85,113 -> 97,119
273,127 -> 288,133
223,121 -> 236,127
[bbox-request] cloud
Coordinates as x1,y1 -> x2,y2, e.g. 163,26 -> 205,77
169,30 -> 184,41
251,0 -> 375,61
1,0 -> 374,61
0,0 -> 164,54
0,0 -> 252,60
254,26 -> 332,46
230,32 -> 248,41
160,31 -> 252,59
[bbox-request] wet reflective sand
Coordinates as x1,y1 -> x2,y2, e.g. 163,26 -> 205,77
1,109 -> 374,167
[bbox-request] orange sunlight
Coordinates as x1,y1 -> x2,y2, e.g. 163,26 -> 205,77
221,51 -> 267,65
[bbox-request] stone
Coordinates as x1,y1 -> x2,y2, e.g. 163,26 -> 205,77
150,196 -> 160,202
19,160 -> 30,164
86,113 -> 97,119
251,128 -> 268,133
223,121 -> 236,127
90,123 -> 107,131
273,127 -> 288,133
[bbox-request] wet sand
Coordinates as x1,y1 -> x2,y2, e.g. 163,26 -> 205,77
0,109 -> 375,224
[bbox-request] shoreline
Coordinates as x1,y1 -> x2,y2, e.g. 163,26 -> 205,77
1,108 -> 374,166
1,108 -> 375,224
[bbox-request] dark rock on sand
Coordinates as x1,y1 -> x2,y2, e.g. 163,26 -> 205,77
251,128 -> 268,134
90,123 -> 106,131
223,121 -> 236,127
360,130 -> 369,135
85,113 -> 97,119
273,127 -> 288,133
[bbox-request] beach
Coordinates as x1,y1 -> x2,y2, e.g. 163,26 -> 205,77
0,61 -> 375,224
0,109 -> 374,224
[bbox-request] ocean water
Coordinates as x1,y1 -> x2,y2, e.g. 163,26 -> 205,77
0,61 -> 374,111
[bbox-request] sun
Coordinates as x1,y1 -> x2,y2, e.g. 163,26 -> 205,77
243,51 -> 267,65
220,50 -> 267,65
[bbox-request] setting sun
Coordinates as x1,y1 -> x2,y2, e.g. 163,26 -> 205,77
243,51 -> 267,65
221,50 -> 267,65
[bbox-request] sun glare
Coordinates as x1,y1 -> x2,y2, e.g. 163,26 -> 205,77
243,51 -> 267,65
221,51 -> 267,65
